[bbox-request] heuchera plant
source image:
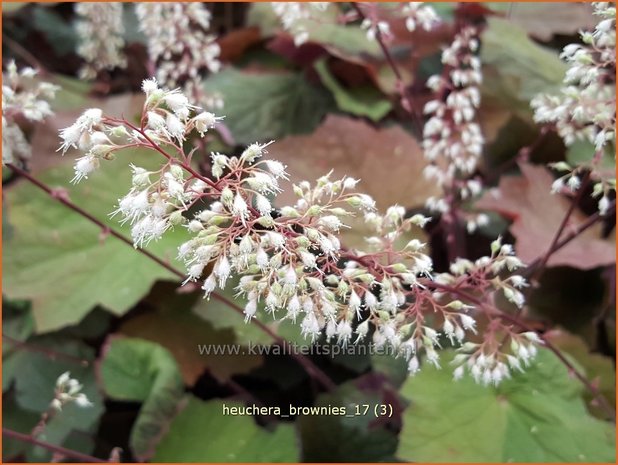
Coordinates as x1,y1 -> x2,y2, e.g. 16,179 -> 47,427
58,76 -> 536,386
2,1 -> 613,391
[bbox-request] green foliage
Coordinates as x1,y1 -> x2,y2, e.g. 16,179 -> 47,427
121,285 -> 263,385
397,349 -> 616,462
193,281 -> 277,346
99,337 -> 185,461
32,8 -> 78,56
481,18 -> 567,121
203,68 -> 335,145
2,3 -> 615,463
566,140 -> 616,170
153,396 -> 300,462
298,382 -> 399,462
314,59 -> 392,122
4,151 -> 189,333
247,3 -> 380,57
3,337 -> 104,461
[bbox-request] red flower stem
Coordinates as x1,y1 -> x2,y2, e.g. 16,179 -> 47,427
350,3 -> 424,135
2,333 -> 90,366
123,121 -> 219,190
528,171 -> 591,282
6,163 -> 336,392
2,428 -> 107,463
525,204 -> 615,277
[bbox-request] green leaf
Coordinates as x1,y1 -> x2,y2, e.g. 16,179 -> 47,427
2,395 -> 40,460
192,282 -> 276,346
2,298 -> 34,355
247,3 -> 380,57
566,139 -> 616,171
397,349 -> 616,462
32,7 -> 78,56
547,330 -> 616,419
1,2 -> 29,14
121,283 -> 263,386
481,18 -> 568,122
314,59 -> 392,122
4,337 -> 104,461
203,68 -> 335,145
298,382 -> 399,462
192,275 -> 308,346
153,396 -> 300,462
3,150 -> 189,333
99,337 -> 185,461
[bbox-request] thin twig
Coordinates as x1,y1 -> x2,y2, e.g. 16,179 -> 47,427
6,163 -> 336,391
350,3 -> 423,135
524,200 -> 615,277
2,334 -> 90,366
2,428 -> 107,463
529,171 -> 591,282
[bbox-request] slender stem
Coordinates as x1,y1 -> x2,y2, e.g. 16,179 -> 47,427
350,3 -> 423,135
124,122 -> 219,190
6,163 -> 184,280
3,334 -> 90,366
524,200 -> 615,277
529,172 -> 591,281
2,428 -> 106,463
427,280 -> 616,421
6,163 -> 335,391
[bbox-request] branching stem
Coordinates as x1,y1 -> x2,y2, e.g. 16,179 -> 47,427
6,163 -> 336,392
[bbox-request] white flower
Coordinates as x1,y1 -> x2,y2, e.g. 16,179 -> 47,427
408,356 -> 420,374
71,155 -> 99,183
53,372 -> 93,410
166,113 -> 185,141
59,123 -> 83,154
202,274 -> 217,297
147,111 -> 167,131
142,77 -> 159,94
336,320 -> 353,346
318,215 -> 343,232
300,312 -> 321,341
453,365 -> 465,380
264,159 -> 288,179
459,314 -> 477,333
232,193 -> 249,223
244,298 -> 258,322
75,3 -> 126,79
599,196 -> 610,215
214,255 -> 231,288
194,111 -> 222,135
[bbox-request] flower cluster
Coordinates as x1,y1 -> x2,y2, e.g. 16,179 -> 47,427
421,26 -> 487,234
136,3 -> 223,109
453,331 -> 541,385
532,2 -> 616,214
402,2 -> 440,32
75,2 -> 127,79
532,3 -> 615,150
60,80 -> 537,385
50,372 -> 93,411
271,2 -> 329,46
2,61 -> 59,165
434,236 -> 536,384
359,2 -> 439,42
